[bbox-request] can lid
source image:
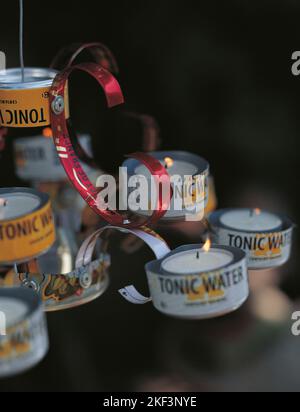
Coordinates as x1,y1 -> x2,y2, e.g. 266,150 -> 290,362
0,187 -> 49,222
0,67 -> 58,89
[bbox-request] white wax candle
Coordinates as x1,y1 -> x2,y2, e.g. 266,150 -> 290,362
135,159 -> 198,178
0,297 -> 28,328
162,249 -> 233,274
220,209 -> 282,232
0,192 -> 40,220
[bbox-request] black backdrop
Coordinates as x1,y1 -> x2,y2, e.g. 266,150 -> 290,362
0,0 -> 299,392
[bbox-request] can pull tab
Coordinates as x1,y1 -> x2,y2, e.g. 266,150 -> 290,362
51,96 -> 65,115
118,286 -> 152,305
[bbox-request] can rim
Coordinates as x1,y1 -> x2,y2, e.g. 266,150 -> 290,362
123,150 -> 210,176
0,187 -> 50,222
0,67 -> 58,89
146,243 -> 247,277
208,208 -> 294,234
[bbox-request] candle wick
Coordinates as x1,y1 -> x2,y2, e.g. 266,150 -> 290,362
196,251 -> 200,260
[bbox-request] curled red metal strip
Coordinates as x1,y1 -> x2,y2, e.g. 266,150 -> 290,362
49,62 -> 171,228
50,42 -> 119,168
50,42 -> 119,74
50,42 -> 160,167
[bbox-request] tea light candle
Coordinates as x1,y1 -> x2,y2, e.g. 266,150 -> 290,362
122,151 -> 210,221
135,155 -> 198,178
0,192 -> 40,220
208,209 -> 294,270
162,243 -> 233,274
220,209 -> 283,232
0,297 -> 28,328
125,151 -> 209,181
145,243 -> 249,319
115,226 -> 249,319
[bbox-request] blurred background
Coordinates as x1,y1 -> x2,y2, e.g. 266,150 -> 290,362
0,0 -> 299,392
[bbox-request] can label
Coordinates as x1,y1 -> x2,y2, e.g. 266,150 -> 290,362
146,259 -> 249,319
0,85 -> 69,128
0,200 -> 56,264
212,227 -> 293,269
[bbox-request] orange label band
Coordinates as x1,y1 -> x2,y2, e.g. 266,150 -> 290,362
0,200 -> 56,264
0,85 -> 69,128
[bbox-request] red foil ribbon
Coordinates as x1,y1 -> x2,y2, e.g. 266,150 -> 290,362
50,43 -> 161,167
49,62 -> 170,228
50,42 -> 119,168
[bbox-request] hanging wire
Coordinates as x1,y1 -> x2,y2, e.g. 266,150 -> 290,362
14,263 -> 18,276
19,0 -> 25,82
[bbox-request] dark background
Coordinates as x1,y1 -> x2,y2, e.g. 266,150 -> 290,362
0,0 -> 299,392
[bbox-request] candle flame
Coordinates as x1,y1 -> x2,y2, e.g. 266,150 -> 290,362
254,208 -> 261,216
43,127 -> 53,138
202,238 -> 211,253
164,157 -> 174,169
